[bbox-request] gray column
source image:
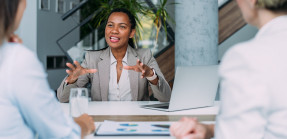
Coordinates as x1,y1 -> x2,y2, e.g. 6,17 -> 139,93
175,0 -> 218,67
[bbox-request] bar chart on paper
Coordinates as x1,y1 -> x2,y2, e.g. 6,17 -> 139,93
95,121 -> 173,136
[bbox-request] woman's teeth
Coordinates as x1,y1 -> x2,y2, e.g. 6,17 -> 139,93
110,37 -> 119,40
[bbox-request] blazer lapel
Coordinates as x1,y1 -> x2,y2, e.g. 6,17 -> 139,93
127,46 -> 139,101
98,47 -> 110,101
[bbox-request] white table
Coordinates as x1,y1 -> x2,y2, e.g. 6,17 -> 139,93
61,101 -> 219,139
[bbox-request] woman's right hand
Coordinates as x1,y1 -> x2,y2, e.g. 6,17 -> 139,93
170,117 -> 214,139
65,61 -> 97,84
74,114 -> 95,138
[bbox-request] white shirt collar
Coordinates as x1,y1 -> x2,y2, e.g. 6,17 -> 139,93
110,49 -> 128,65
256,15 -> 287,39
108,48 -> 131,101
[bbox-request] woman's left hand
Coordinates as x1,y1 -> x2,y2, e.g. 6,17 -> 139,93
124,59 -> 154,78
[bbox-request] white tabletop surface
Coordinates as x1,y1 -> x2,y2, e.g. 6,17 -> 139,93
61,101 -> 220,116
84,122 -> 175,139
61,101 -> 219,139
84,121 -> 216,139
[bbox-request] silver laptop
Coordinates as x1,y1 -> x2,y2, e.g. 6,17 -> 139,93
141,65 -> 219,112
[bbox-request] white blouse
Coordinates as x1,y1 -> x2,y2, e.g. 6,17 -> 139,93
108,50 -> 132,101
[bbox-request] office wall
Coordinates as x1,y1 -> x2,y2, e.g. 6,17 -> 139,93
37,0 -> 80,90
175,0 -> 218,67
17,0 -> 37,52
165,0 -> 175,31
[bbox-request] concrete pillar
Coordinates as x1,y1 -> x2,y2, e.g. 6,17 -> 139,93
175,0 -> 218,67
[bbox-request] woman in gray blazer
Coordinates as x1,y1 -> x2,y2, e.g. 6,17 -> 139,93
57,8 -> 171,102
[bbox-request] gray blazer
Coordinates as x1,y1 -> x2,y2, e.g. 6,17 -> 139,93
57,46 -> 171,102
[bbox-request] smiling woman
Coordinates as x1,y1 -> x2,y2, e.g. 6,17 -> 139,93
105,9 -> 136,49
105,12 -> 135,50
57,8 -> 171,103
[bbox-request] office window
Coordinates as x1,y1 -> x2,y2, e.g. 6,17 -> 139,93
218,0 -> 230,7
39,0 -> 50,11
56,0 -> 66,14
70,2 -> 80,16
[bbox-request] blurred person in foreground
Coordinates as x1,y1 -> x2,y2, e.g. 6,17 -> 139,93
170,0 -> 287,138
0,0 -> 95,138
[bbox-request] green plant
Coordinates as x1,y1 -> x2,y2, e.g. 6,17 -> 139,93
153,0 -> 176,48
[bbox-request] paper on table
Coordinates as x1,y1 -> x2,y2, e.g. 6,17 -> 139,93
95,121 -> 173,136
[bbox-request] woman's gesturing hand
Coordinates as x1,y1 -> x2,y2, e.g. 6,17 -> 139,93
170,117 -> 214,139
123,59 -> 154,78
65,61 -> 97,84
74,114 -> 95,138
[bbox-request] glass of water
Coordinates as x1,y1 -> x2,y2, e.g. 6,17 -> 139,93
69,88 -> 88,117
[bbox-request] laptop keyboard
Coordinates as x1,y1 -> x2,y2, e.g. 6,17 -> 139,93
141,103 -> 170,109
154,105 -> 169,109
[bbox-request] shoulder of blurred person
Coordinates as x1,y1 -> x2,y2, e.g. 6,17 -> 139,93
0,42 -> 81,138
0,42 -> 40,71
0,42 -> 44,73
220,15 -> 287,74
217,13 -> 287,139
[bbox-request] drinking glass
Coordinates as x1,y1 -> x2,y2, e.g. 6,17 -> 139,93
69,88 -> 88,117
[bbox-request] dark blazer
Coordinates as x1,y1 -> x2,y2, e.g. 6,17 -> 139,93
57,46 -> 171,102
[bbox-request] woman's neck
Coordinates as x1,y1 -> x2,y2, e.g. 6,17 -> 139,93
111,46 -> 128,60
